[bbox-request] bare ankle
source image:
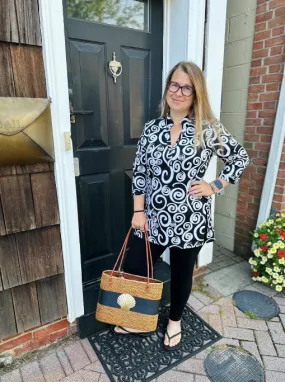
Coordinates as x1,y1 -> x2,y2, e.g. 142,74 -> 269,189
168,319 -> 181,326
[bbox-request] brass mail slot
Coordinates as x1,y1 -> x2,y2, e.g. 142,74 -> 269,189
0,97 -> 54,165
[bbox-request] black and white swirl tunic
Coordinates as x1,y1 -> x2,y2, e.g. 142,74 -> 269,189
132,115 -> 250,248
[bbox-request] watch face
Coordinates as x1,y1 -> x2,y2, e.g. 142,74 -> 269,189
215,180 -> 223,190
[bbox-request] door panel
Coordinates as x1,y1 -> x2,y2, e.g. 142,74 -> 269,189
122,48 -> 150,144
63,0 -> 163,291
78,174 -> 112,260
70,40 -> 108,148
67,18 -> 151,47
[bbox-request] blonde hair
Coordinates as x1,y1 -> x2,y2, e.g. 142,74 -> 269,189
160,61 -> 220,150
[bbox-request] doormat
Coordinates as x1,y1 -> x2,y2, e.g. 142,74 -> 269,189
88,305 -> 222,382
233,290 -> 279,319
204,346 -> 265,382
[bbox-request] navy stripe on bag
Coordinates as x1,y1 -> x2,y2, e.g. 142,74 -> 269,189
98,290 -> 160,316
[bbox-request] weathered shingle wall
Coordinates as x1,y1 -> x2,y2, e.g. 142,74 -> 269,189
0,0 -> 67,343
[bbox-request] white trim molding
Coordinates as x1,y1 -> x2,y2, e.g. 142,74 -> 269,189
163,0 -> 206,74
162,0 -> 171,83
256,66 -> 285,227
187,0 -> 206,66
198,0 -> 227,267
38,0 -> 84,322
204,0 -> 227,115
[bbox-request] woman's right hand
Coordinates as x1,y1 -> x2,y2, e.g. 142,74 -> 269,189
132,212 -> 149,231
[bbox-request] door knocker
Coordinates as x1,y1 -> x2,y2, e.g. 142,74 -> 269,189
109,52 -> 122,84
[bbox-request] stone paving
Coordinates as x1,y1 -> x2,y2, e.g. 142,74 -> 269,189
1,243 -> 285,382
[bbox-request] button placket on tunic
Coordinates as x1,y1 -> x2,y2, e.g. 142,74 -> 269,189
132,116 -> 250,249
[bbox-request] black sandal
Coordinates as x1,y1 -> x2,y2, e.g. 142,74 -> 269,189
112,326 -> 155,337
163,330 -> 182,351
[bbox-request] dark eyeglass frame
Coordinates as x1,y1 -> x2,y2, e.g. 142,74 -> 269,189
168,81 -> 195,97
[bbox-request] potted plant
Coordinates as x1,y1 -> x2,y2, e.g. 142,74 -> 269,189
249,212 -> 285,293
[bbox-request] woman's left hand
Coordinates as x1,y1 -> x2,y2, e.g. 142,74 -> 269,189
189,181 -> 214,197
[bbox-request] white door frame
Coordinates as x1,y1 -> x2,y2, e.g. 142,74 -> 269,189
198,0 -> 227,266
39,0 -> 226,322
39,0 -> 84,323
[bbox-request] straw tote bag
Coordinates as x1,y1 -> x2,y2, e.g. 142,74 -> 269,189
96,228 -> 163,331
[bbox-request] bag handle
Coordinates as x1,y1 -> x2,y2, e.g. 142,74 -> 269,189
118,229 -> 153,280
145,230 -> 154,279
110,227 -> 154,286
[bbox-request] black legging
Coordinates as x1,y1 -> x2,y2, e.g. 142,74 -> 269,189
123,233 -> 202,321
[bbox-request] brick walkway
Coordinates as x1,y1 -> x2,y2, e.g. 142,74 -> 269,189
1,244 -> 285,382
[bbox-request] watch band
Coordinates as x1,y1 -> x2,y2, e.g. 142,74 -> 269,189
209,180 -> 224,195
209,181 -> 217,194
214,179 -> 224,190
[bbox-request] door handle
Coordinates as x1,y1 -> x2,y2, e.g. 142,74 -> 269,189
72,110 -> 94,115
69,103 -> 94,124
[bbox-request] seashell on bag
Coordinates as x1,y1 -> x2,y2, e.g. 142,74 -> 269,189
96,228 -> 163,332
117,293 -> 136,311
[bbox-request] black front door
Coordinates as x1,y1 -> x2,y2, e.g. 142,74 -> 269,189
63,0 -> 163,333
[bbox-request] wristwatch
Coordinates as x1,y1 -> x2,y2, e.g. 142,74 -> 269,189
209,180 -> 225,195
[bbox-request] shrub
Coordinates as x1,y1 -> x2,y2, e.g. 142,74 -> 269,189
249,212 -> 285,293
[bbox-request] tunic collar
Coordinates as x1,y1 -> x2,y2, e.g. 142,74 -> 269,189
165,113 -> 192,129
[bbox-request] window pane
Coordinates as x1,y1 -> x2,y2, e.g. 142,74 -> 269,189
67,0 -> 149,31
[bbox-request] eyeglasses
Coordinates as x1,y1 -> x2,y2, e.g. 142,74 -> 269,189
168,81 -> 195,97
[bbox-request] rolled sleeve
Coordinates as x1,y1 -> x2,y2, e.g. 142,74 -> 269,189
132,124 -> 148,195
205,121 -> 250,185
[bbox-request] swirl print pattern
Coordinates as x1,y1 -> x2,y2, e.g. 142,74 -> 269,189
132,116 -> 250,248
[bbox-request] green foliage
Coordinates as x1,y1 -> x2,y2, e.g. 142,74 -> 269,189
244,311 -> 258,320
249,213 -> 285,293
192,281 -> 221,302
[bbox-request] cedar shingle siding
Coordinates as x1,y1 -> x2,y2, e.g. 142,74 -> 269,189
0,0 -> 67,340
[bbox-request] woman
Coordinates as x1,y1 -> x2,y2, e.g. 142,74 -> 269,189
114,61 -> 250,350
